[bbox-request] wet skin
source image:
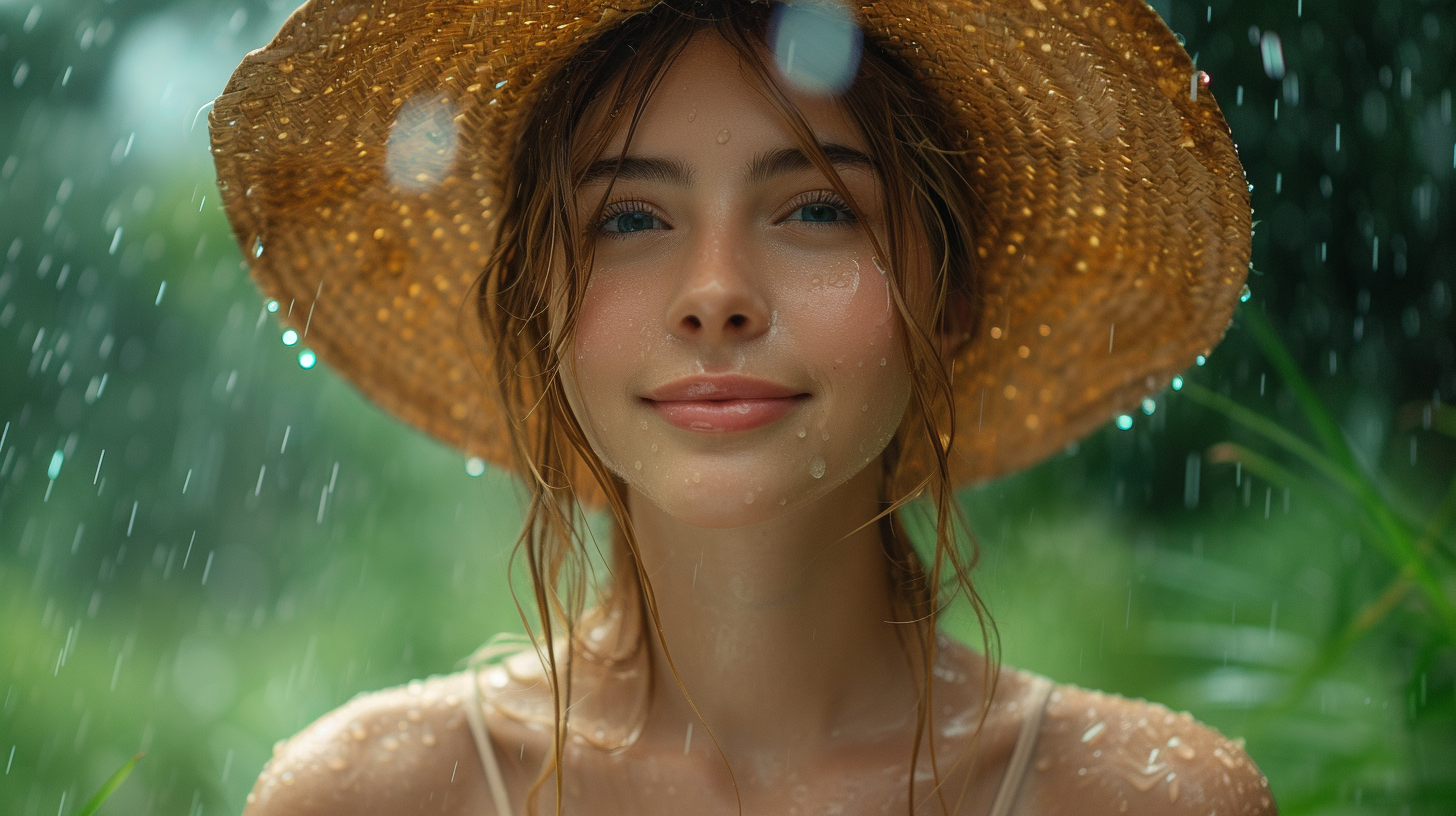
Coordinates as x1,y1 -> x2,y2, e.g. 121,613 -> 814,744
241,33 -> 1276,816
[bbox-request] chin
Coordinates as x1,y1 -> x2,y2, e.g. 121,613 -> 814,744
628,464 -> 851,529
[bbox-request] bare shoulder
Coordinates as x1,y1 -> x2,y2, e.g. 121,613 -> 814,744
1016,684 -> 1276,816
242,672 -> 490,816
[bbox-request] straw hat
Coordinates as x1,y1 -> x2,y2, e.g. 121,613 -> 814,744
209,0 -> 1250,490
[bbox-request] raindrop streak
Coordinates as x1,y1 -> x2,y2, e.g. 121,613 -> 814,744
93,450 -> 104,484
126,501 -> 138,536
47,450 -> 63,479
202,551 -> 214,585
770,1 -> 863,96
155,281 -> 166,305
109,227 -> 123,254
1259,32 -> 1285,80
385,94 -> 461,192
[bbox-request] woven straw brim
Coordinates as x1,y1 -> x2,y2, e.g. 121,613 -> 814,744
210,0 -> 1249,494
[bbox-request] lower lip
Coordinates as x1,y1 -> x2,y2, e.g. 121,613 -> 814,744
646,397 -> 807,433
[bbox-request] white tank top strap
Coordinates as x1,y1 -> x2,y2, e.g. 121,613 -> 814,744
465,666 -> 514,816
987,674 -> 1054,816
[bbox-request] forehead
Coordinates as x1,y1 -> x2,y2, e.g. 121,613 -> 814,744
592,32 -> 866,163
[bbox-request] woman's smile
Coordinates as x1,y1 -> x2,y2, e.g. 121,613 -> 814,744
642,375 -> 812,433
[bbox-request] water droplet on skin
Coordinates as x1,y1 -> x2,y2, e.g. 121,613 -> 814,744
821,429 -> 829,440
692,472 -> 701,483
779,497 -> 787,505
1167,773 -> 1180,802
744,492 -> 755,504
421,729 -> 437,747
252,236 -> 264,257
1239,283 -> 1252,302
327,756 -> 348,771
381,735 -> 400,751
880,358 -> 887,366
634,460 -> 642,471
1081,721 -> 1106,743
650,443 -> 658,452
1035,757 -> 1052,772
809,457 -> 826,479
350,722 -> 367,741
1167,737 -> 1196,760
861,403 -> 868,412
281,771 -> 295,785
716,129 -> 730,144
407,708 -> 422,721
687,108 -> 696,122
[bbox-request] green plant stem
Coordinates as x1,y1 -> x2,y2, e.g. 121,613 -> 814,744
76,753 -> 143,816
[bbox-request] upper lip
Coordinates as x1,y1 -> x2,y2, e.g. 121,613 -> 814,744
643,376 -> 808,402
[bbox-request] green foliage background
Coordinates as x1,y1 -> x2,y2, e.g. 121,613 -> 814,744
2,0 -> 1453,813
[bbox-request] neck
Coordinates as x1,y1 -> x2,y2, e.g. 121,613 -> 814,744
618,463 -> 925,767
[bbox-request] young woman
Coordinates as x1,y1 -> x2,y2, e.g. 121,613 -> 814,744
211,0 -> 1273,813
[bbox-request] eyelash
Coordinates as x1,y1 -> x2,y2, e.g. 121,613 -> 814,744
592,190 -> 859,238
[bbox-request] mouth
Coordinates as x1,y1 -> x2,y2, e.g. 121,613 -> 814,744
642,376 -> 810,433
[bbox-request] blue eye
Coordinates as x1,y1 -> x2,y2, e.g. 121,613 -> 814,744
786,200 -> 855,224
601,210 -> 664,234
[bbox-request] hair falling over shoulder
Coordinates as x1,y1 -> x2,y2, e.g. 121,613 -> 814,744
473,2 -> 996,813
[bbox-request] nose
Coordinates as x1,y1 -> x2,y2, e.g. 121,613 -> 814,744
665,233 -> 771,345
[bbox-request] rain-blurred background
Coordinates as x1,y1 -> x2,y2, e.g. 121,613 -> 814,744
2,0 -> 1453,812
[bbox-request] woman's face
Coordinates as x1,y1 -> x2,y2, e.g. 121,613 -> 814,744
556,33 -> 920,528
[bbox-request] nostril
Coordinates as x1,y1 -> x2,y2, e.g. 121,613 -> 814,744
684,315 -> 702,330
728,314 -> 747,329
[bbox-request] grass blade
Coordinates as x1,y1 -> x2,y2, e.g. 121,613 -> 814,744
75,752 -> 142,816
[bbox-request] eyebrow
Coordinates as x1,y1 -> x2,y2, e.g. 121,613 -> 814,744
578,142 -> 874,188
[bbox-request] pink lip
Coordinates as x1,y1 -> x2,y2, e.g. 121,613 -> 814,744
643,376 -> 809,433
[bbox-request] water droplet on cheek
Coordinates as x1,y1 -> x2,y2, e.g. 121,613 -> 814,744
744,492 -> 754,504
634,461 -> 642,471
688,108 -> 697,122
692,472 -> 701,483
880,357 -> 887,366
327,756 -> 349,771
796,429 -> 807,439
716,129 -> 731,144
809,457 -> 826,479
381,735 -> 400,751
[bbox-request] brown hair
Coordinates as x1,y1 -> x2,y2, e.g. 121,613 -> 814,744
476,1 -> 993,812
